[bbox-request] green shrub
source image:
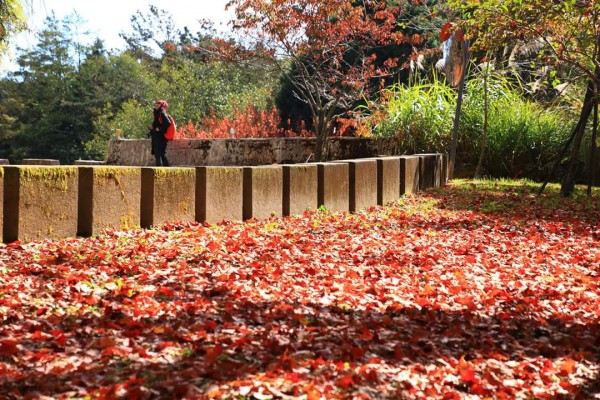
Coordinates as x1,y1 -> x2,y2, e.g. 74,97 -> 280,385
372,75 -> 456,153
460,73 -> 572,179
371,71 -> 574,180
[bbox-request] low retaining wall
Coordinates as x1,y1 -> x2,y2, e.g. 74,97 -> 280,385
141,168 -> 196,228
283,164 -> 318,216
106,137 -> 403,166
77,166 -> 141,236
196,166 -> 244,224
375,157 -> 401,205
400,156 -> 421,195
334,159 -> 378,212
317,162 -> 350,213
243,166 -> 283,220
3,166 -> 79,243
1,154 -> 446,243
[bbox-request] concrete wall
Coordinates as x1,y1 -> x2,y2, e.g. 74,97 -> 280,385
2,153 -> 446,243
243,166 -> 283,220
106,137 -> 402,166
196,166 -> 244,224
317,163 -> 350,213
141,168 -> 196,228
373,157 -> 401,205
3,166 -> 79,243
283,164 -> 318,216
400,156 -> 420,195
334,159 -> 378,212
77,166 -> 141,236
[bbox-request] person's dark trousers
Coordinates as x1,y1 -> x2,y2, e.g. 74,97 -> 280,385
151,131 -> 169,166
155,155 -> 169,166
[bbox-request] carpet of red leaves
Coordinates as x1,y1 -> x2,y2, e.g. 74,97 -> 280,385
0,180 -> 599,399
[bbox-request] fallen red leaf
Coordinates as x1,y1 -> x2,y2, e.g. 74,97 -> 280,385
336,375 -> 355,390
458,356 -> 479,385
0,339 -> 19,356
559,358 -> 577,376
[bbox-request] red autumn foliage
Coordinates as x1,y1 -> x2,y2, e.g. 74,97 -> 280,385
177,103 -> 313,139
0,181 -> 599,398
225,0 -> 409,160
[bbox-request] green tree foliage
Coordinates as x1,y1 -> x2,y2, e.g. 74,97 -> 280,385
96,7 -> 279,149
1,14 -> 89,163
447,0 -> 600,196
90,54 -> 278,150
0,6 -> 278,163
0,0 -> 27,57
81,50 -> 154,159
0,13 -> 150,163
119,5 -> 178,62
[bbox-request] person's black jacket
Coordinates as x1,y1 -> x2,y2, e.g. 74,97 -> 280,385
150,108 -> 172,156
152,108 -> 171,136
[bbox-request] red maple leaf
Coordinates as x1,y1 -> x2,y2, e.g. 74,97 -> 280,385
458,356 -> 479,385
0,339 -> 19,356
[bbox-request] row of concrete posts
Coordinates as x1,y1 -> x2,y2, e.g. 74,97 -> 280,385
0,154 -> 445,243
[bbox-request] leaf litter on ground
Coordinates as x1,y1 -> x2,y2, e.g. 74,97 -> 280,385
0,179 -> 598,399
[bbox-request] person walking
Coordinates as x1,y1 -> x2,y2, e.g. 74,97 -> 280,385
149,99 -> 171,166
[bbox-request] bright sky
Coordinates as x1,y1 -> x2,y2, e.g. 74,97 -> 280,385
2,0 -> 233,72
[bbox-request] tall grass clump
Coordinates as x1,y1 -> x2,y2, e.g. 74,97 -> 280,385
370,75 -> 456,153
370,70 -> 574,180
460,71 -> 572,179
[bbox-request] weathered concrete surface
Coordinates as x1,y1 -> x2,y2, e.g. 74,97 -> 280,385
373,156 -> 401,205
336,159 -> 378,212
283,164 -> 318,216
106,137 -> 402,166
243,166 -> 283,220
441,153 -> 448,186
141,167 -> 196,228
21,159 -> 60,165
429,154 -> 441,188
3,166 -> 78,243
418,153 -> 440,190
400,156 -> 420,195
74,160 -> 105,165
196,166 -> 244,223
77,167 -> 141,237
317,162 -> 349,213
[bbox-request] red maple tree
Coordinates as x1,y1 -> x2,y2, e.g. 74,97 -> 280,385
225,0 -> 408,160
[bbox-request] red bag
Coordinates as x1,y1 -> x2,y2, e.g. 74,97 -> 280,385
164,115 -> 177,141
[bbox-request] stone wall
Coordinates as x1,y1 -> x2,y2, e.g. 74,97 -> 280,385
106,137 -> 402,166
2,154 -> 446,243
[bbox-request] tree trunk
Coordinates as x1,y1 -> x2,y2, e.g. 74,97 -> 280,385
560,78 -> 596,197
315,132 -> 326,162
474,62 -> 490,179
588,99 -> 598,196
448,40 -> 470,180
538,122 -> 578,195
313,112 -> 328,162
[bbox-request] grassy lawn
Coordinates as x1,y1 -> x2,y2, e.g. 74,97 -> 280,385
0,180 -> 598,399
